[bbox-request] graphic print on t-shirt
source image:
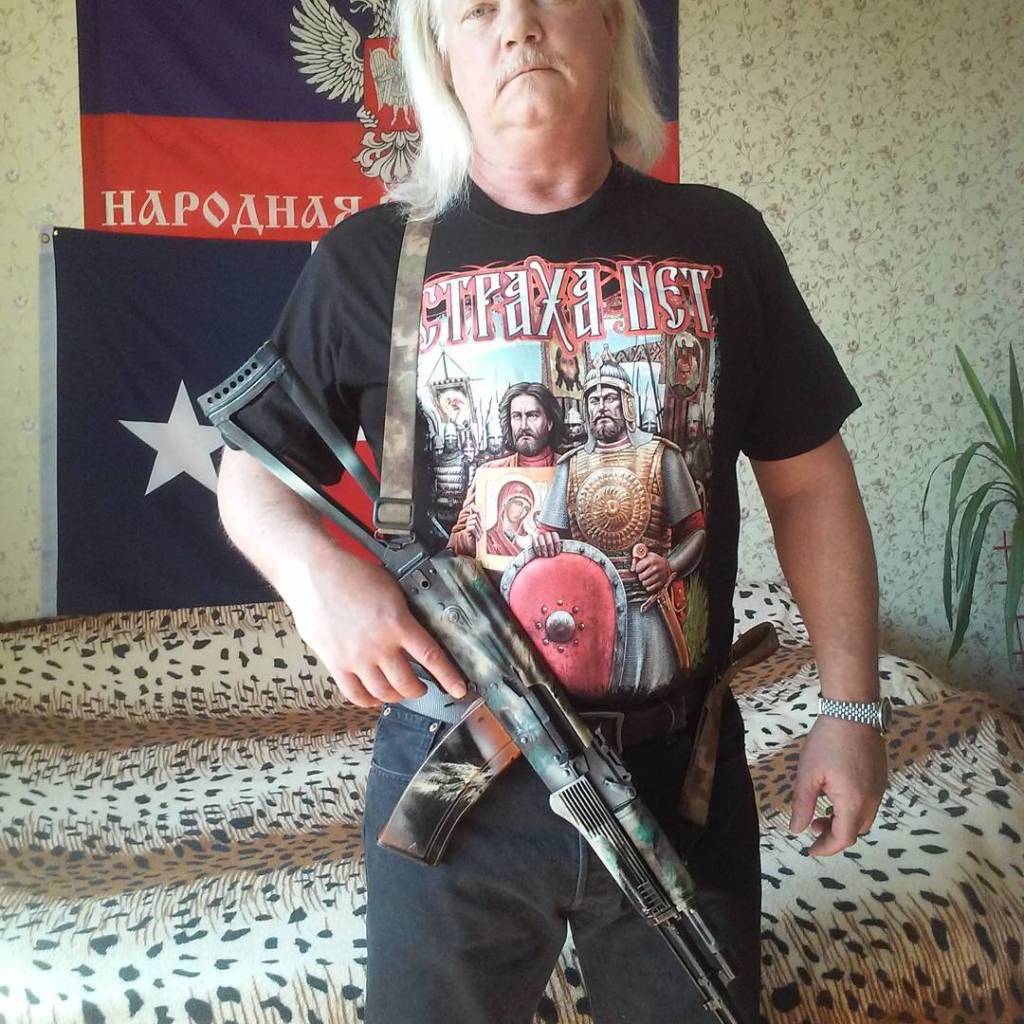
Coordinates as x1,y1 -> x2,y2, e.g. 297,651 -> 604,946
417,254 -> 721,706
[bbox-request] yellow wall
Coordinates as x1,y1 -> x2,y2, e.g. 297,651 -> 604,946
1,0 -> 1021,706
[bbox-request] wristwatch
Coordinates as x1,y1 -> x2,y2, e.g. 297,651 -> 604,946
817,695 -> 893,734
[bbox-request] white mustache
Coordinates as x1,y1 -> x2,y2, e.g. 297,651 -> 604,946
499,47 -> 562,92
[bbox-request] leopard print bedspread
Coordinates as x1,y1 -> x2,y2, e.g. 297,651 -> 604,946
1,582 -> 1021,1024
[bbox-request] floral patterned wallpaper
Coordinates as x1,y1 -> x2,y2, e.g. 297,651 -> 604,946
0,0 -> 82,619
1,0 -> 1021,707
680,0 -> 1024,709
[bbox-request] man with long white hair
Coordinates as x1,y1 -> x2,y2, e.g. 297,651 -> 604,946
217,2 -> 888,1021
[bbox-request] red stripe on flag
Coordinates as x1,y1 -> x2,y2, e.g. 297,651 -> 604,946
83,114 -> 680,241
81,114 -> 385,241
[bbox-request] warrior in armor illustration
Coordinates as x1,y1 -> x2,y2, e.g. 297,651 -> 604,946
564,406 -> 586,446
479,424 -> 504,464
432,423 -> 471,530
447,382 -> 565,556
461,429 -> 478,465
534,364 -> 706,699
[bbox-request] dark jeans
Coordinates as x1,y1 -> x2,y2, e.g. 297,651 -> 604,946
362,697 -> 762,1024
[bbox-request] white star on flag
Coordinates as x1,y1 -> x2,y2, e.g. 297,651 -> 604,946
120,381 -> 224,495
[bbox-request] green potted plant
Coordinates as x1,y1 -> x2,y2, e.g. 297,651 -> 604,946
922,346 -> 1023,666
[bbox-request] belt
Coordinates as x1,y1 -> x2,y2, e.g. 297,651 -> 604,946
579,686 -> 692,753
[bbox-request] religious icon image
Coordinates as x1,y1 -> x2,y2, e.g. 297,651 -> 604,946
475,467 -> 554,573
669,332 -> 702,398
546,339 -> 589,399
446,381 -> 565,558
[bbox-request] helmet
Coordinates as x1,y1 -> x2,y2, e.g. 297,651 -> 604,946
582,363 -> 634,398
582,363 -> 637,433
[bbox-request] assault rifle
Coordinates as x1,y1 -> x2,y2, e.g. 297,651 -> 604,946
201,341 -> 745,1024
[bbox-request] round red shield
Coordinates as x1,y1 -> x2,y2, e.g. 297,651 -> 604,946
500,540 -> 627,699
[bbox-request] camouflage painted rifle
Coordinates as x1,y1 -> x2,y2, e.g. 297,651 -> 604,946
201,341 -> 744,1024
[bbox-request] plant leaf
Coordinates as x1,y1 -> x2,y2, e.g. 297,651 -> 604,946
991,395 -> 1015,464
943,443 -> 986,624
921,454 -> 956,534
1005,515 -> 1024,670
967,448 -> 1020,499
979,440 -> 1024,497
1010,349 -> 1024,464
948,498 -> 1005,659
954,484 -> 1002,589
956,346 -> 1014,462
954,489 -> 980,588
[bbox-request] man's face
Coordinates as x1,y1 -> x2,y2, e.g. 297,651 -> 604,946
441,0 -> 619,140
587,385 -> 627,442
509,394 -> 553,455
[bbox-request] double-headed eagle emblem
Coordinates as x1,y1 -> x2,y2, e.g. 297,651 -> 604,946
291,0 -> 418,182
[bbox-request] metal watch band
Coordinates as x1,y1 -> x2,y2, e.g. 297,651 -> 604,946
817,695 -> 891,734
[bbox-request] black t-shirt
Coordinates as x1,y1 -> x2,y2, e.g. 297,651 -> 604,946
239,160 -> 860,712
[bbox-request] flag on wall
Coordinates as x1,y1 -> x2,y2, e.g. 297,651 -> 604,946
53,0 -> 681,614
41,226 -> 379,615
40,228 -> 321,615
76,0 -> 680,241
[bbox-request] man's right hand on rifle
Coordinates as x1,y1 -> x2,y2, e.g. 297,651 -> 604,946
217,447 -> 467,709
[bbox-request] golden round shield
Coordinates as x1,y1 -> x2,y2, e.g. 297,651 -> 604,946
575,467 -> 651,550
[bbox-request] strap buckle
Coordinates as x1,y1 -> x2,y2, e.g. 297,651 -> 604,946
373,496 -> 416,542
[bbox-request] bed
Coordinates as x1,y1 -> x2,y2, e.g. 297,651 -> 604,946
1,581 -> 1021,1024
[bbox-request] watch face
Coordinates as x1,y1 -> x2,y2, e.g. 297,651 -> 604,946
879,697 -> 893,733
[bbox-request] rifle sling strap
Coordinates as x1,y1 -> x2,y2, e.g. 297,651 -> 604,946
374,216 -> 435,538
679,622 -> 779,827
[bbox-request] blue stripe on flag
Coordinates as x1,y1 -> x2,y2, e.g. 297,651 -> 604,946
75,0 -> 678,121
77,0 -> 386,120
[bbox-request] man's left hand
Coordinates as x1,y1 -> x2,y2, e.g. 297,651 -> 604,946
789,716 -> 888,857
